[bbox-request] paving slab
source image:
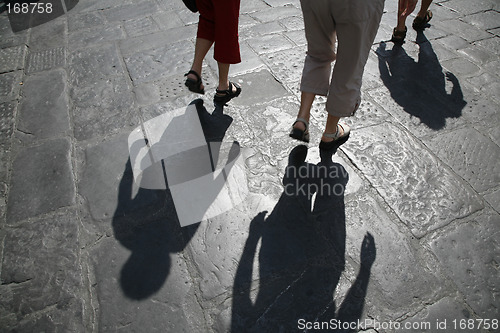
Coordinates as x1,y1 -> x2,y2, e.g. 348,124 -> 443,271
6,138 -> 75,223
427,209 -> 500,318
342,122 -> 483,238
424,127 -> 500,194
0,209 -> 85,332
0,71 -> 22,101
25,47 -> 66,74
18,69 -> 70,140
0,45 -> 27,73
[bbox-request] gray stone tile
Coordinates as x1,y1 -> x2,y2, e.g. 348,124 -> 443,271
424,127 -> 500,194
441,0 -> 496,15
78,134 -> 164,220
6,138 -> 76,223
484,188 -> 500,214
75,0 -> 134,13
67,11 -> 106,32
70,77 -> 139,141
249,5 -> 301,23
0,71 -> 22,101
118,25 -> 197,56
262,46 -> 306,86
152,11 -> 184,31
474,37 -> 500,57
341,122 -> 483,238
463,10 -> 500,31
457,44 -> 498,66
230,69 -> 289,107
18,69 -> 70,140
467,72 -> 500,104
247,34 -> 295,55
28,18 -> 66,51
0,209 -> 85,331
241,21 -> 285,39
427,209 -> 500,318
461,97 -> 500,127
123,16 -> 160,38
68,25 -> 125,50
393,296 -> 477,333
102,0 -> 159,22
343,192 -> 450,321
434,19 -> 491,43
90,231 -> 205,331
0,45 -> 27,73
68,43 -> 124,88
0,101 -> 15,148
124,41 -> 194,84
26,47 -> 66,74
240,0 -> 271,14
441,57 -> 481,77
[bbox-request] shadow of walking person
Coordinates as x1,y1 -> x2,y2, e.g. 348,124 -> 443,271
112,100 -> 234,300
377,32 -> 467,130
231,145 -> 376,332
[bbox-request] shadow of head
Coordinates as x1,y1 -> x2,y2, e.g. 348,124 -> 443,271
4,0 -> 79,32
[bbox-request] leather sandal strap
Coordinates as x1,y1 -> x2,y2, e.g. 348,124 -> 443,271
185,70 -> 201,82
293,117 -> 309,130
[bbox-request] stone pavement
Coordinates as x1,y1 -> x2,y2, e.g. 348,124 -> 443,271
0,0 -> 499,331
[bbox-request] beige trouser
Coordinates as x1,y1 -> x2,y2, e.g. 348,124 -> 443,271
300,0 -> 384,117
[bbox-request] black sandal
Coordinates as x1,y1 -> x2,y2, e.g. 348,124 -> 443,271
289,118 -> 309,143
391,26 -> 407,44
412,10 -> 432,31
184,70 -> 205,94
214,82 -> 241,106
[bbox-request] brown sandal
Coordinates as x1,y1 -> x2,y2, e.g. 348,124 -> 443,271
391,26 -> 407,44
412,10 -> 433,31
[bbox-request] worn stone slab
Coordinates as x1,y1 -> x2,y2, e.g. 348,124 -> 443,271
241,21 -> 285,40
206,42 -> 265,77
67,11 -> 106,32
467,73 -> 500,103
118,25 -> 197,56
343,192 -> 449,321
441,0 -> 496,15
463,10 -> 500,31
434,19 -> 492,43
90,226 -> 205,331
0,101 -> 16,147
0,209 -> 85,331
484,188 -> 500,214
240,0 -> 272,14
68,25 -> 125,50
474,37 -> 500,57
392,296 -> 477,333
101,0 -> 159,22
7,138 -> 75,223
461,98 -> 500,127
124,41 -> 193,84
427,209 -> 500,318
342,122 -> 483,238
28,18 -> 66,51
18,69 -> 70,140
249,5 -> 302,23
70,77 -> 139,141
247,34 -> 295,55
123,16 -> 160,38
230,69 -> 289,107
75,0 -> 135,13
424,127 -> 500,194
69,43 -> 124,88
457,45 -> 498,66
0,45 -> 27,73
262,46 -> 305,86
0,71 -> 22,101
152,11 -> 184,31
78,133 -> 165,220
26,47 -> 66,74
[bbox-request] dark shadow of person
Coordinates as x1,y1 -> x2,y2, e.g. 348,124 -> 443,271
112,99 -> 235,300
377,31 -> 467,130
231,144 -> 376,332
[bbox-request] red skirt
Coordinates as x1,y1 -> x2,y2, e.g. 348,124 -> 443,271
196,0 -> 241,64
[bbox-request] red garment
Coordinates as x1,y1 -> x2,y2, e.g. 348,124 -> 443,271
196,0 -> 241,64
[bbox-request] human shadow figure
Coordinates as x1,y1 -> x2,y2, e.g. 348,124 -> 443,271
232,145 -> 376,332
377,31 -> 467,130
112,99 -> 234,300
3,0 -> 79,32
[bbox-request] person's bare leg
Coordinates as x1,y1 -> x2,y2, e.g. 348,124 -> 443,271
416,0 -> 432,18
187,38 -> 213,89
396,0 -> 407,32
293,92 -> 316,131
217,62 -> 230,91
322,114 -> 341,142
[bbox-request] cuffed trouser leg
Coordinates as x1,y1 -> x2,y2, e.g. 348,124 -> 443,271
300,0 -> 384,117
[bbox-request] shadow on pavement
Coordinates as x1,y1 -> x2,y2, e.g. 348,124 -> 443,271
2,0 -> 78,32
112,100 -> 234,300
232,145 -> 376,332
377,31 -> 467,130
